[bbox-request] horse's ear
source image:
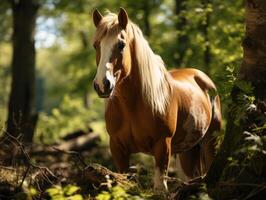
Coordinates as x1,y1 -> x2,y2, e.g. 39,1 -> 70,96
118,7 -> 128,30
93,9 -> 103,27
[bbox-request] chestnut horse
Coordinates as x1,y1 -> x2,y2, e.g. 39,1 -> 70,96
92,8 -> 222,190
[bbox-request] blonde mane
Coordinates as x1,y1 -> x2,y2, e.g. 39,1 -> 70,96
129,23 -> 172,115
94,12 -> 172,115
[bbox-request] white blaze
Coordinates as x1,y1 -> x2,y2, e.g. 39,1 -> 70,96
94,36 -> 118,93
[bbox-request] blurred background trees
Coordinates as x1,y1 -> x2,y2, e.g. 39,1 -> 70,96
0,0 -> 245,144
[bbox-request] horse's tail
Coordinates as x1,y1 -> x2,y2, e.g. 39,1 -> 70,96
193,70 -> 222,134
198,94 -> 222,176
195,70 -> 222,170
209,94 -> 222,133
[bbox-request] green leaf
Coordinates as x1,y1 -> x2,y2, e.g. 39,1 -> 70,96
69,194 -> 83,200
47,186 -> 62,196
63,185 -> 80,196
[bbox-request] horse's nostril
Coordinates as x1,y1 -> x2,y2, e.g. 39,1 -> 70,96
103,78 -> 111,90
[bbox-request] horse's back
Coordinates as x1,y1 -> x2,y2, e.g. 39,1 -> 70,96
169,68 -> 216,92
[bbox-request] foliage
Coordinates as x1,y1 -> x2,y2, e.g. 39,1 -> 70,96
210,79 -> 266,199
36,93 -> 104,143
225,102 -> 266,170
96,186 -> 139,200
0,42 -> 11,129
47,184 -> 83,200
0,1 -> 12,42
241,130 -> 266,156
95,185 -> 161,200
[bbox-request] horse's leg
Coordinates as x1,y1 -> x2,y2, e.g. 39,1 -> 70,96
110,139 -> 130,173
200,95 -> 222,173
199,130 -> 216,174
175,154 -> 189,182
153,137 -> 171,191
179,144 -> 201,179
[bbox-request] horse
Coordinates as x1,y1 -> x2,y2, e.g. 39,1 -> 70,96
92,8 -> 222,190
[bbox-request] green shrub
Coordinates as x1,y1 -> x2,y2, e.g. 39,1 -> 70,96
47,184 -> 83,200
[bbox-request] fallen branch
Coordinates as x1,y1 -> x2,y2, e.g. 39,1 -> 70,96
56,131 -> 100,151
3,131 -> 58,188
0,166 -> 16,171
173,181 -> 204,200
52,147 -> 87,167
78,163 -> 134,189
61,129 -> 93,141
32,131 -> 100,156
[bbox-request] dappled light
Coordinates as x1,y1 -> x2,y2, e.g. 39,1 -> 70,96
0,0 -> 265,199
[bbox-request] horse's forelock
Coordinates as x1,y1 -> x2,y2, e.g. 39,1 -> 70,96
93,13 -> 121,43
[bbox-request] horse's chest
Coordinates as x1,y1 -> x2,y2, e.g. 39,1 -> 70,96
105,107 -> 167,153
108,118 -> 153,152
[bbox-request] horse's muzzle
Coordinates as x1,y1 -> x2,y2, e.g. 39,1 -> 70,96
93,78 -> 114,98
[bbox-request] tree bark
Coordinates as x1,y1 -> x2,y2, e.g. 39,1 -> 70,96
142,1 -> 151,37
239,0 -> 266,97
206,0 -> 266,198
6,0 -> 39,144
174,0 -> 188,66
201,0 -> 211,74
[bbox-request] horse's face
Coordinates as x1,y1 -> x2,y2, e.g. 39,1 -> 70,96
92,8 -> 131,98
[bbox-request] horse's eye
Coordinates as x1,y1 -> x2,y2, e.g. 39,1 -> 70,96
118,41 -> 125,51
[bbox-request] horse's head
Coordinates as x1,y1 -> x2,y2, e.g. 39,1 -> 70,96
92,8 -> 132,98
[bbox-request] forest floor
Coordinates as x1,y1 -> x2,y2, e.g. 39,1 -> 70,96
0,130 -> 208,200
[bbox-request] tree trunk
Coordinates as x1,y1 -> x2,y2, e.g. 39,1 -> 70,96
201,0 -> 211,74
6,0 -> 39,144
142,1 -> 151,37
174,0 -> 188,66
79,30 -> 91,109
206,0 -> 266,198
239,0 -> 266,97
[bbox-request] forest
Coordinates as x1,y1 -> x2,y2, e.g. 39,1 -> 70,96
0,0 -> 265,199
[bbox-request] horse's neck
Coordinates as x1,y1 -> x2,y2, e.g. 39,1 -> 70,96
114,63 -> 143,109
